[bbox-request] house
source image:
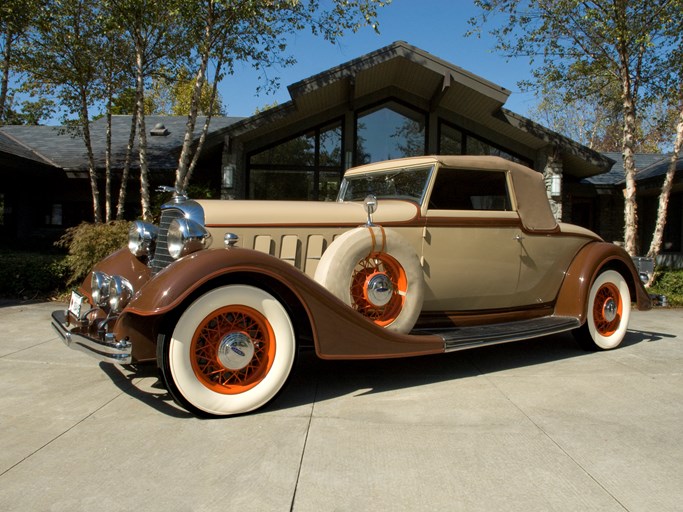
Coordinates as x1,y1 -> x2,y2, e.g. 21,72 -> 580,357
0,116 -> 241,246
1,40 -> 679,267
566,152 -> 683,267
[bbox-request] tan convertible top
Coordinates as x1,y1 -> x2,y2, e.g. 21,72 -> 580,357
347,155 -> 559,233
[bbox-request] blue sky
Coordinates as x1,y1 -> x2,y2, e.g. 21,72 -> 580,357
218,0 -> 537,118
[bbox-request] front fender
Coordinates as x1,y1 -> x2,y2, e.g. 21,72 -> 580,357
555,241 -> 652,323
124,248 -> 306,315
120,247 -> 443,360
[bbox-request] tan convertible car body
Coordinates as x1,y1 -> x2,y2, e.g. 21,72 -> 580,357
52,155 -> 651,416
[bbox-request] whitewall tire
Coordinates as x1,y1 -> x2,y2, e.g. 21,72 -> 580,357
160,285 -> 296,416
574,270 -> 631,351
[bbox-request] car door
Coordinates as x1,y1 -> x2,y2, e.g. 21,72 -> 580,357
420,167 -> 525,312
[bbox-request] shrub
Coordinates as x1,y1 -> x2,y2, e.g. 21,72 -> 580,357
650,269 -> 683,307
56,221 -> 131,286
0,251 -> 69,299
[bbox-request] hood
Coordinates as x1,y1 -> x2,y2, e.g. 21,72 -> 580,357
197,199 -> 421,227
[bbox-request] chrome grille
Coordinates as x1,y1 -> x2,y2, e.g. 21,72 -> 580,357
150,208 -> 184,274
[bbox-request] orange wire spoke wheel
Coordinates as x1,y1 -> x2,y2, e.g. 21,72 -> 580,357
190,305 -> 276,394
592,282 -> 622,336
350,251 -> 407,327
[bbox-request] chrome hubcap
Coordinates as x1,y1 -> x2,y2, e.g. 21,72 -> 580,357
603,298 -> 617,322
217,332 -> 255,370
365,273 -> 394,307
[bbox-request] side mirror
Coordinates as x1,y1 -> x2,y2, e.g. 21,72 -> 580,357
364,194 -> 378,226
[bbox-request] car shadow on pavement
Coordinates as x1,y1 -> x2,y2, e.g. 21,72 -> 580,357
98,362 -> 194,419
93,327 -> 672,419
624,328 -> 677,344
266,327 -> 671,414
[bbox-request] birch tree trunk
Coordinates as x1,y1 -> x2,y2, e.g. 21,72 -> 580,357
174,2 -> 215,192
182,58 -> 223,192
115,111 -> 137,220
104,96 -> 112,223
619,44 -> 640,257
79,85 -> 101,223
135,45 -> 152,221
646,99 -> 683,263
622,100 -> 639,256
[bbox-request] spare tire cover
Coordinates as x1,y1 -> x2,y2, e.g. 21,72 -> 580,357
314,226 -> 424,333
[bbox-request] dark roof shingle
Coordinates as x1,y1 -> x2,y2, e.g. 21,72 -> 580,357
0,115 -> 242,170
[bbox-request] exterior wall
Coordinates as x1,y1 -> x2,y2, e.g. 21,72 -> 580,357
222,100 -> 548,203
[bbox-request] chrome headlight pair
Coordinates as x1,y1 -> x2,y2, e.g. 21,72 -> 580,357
167,218 -> 212,259
90,271 -> 134,314
129,221 -> 158,257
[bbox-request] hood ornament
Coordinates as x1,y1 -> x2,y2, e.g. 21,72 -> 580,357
157,185 -> 188,203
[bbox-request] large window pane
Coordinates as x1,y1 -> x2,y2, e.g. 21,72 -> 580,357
439,124 -> 463,155
467,137 -> 528,165
439,120 -> 532,166
250,169 -> 314,200
319,171 -> 341,201
248,120 -> 343,200
320,123 -> 342,167
250,133 -> 315,166
356,102 -> 426,164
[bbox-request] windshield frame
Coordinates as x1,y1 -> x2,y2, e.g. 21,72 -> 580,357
337,164 -> 435,206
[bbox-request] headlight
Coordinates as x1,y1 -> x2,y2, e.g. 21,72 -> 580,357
167,218 -> 212,259
108,276 -> 134,314
91,271 -> 111,307
128,220 -> 158,257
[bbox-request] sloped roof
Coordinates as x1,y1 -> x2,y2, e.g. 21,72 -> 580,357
0,129 -> 56,166
634,154 -> 683,182
0,115 -> 242,171
224,40 -> 613,178
582,152 -> 674,186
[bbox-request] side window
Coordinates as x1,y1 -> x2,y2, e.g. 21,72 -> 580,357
428,169 -> 511,211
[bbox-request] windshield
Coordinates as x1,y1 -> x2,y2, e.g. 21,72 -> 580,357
337,165 -> 433,204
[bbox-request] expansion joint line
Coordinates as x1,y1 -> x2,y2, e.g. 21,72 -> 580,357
289,381 -> 318,512
474,365 -> 630,511
0,393 -> 123,478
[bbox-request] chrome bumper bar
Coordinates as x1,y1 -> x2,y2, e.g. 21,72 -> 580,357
51,310 -> 132,364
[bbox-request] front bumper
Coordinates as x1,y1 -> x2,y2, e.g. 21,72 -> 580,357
51,310 -> 132,364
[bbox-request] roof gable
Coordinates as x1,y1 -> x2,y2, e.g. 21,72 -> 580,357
223,41 -> 613,179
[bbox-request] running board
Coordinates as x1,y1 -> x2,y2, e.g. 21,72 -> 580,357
412,316 -> 581,352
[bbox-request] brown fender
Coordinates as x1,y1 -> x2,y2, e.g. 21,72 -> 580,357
78,247 -> 152,302
555,241 -> 652,323
117,248 -> 444,361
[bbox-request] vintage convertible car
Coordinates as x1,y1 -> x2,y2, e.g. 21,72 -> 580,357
52,155 -> 651,417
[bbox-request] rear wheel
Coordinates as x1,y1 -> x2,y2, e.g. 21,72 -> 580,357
159,285 -> 295,417
574,270 -> 631,351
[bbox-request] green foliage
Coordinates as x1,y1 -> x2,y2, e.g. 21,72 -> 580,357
56,221 -> 131,285
110,88 -> 155,115
650,269 -> 683,307
0,251 -> 69,299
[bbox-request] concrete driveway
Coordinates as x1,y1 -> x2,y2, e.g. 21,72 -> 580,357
0,302 -> 681,511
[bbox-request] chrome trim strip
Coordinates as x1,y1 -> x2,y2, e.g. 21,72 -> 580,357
51,310 -> 132,364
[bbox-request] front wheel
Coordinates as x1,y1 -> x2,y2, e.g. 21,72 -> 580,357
159,285 -> 296,417
573,270 -> 631,351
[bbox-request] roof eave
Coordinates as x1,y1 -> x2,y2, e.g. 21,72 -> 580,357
501,108 -> 614,176
287,40 -> 511,105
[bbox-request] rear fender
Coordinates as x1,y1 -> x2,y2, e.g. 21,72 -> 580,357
555,242 -> 652,323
